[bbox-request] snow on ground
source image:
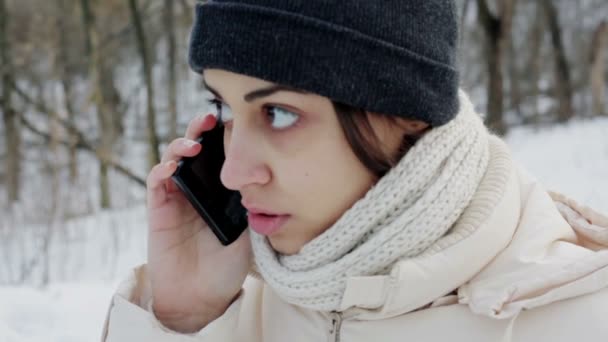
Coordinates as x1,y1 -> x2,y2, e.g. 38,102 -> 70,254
0,282 -> 120,342
0,116 -> 607,342
0,206 -> 147,342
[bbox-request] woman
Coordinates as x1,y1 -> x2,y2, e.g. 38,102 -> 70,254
102,1 -> 608,341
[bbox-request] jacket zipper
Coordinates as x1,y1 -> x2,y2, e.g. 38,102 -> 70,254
328,311 -> 343,342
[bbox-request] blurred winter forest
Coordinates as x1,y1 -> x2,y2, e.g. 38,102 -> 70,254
0,0 -> 607,288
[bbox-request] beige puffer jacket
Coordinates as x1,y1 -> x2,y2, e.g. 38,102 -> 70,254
102,138 -> 608,341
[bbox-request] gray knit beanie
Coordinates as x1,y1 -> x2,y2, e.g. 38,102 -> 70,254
189,0 -> 460,127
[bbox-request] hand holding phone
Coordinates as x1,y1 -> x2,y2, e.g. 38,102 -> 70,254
145,114 -> 252,333
171,120 -> 248,246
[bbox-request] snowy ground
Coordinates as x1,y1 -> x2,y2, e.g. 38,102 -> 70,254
0,282 -> 120,342
0,206 -> 147,342
1,116 -> 607,342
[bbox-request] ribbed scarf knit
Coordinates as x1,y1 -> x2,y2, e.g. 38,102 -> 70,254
250,91 -> 490,312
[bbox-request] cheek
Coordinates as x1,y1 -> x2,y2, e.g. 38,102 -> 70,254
279,142 -> 375,234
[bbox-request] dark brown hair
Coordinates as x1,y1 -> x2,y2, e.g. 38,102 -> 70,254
332,101 -> 428,180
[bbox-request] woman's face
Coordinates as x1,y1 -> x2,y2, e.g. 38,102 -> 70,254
203,69 -> 405,255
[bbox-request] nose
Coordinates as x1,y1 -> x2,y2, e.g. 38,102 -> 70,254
220,124 -> 271,191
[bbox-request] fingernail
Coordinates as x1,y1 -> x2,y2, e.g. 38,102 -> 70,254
165,160 -> 176,168
183,140 -> 197,148
201,113 -> 217,124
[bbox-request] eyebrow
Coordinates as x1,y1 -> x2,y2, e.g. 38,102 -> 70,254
203,78 -> 310,102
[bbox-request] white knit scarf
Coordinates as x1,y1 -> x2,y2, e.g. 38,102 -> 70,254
250,91 -> 490,312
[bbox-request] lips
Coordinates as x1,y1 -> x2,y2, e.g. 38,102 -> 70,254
242,202 -> 290,236
247,212 -> 290,236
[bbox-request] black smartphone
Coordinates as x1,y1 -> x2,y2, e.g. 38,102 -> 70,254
171,123 -> 248,246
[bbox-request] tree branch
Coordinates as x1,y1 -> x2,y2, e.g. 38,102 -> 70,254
10,81 -> 146,187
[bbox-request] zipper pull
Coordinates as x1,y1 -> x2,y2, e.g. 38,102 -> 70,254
328,311 -> 343,342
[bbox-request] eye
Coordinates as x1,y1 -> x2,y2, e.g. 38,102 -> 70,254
265,106 -> 299,130
205,99 -> 300,130
206,98 -> 233,124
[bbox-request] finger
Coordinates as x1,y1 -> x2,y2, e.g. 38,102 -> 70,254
165,175 -> 180,194
147,160 -> 178,210
160,137 -> 202,164
185,113 -> 218,140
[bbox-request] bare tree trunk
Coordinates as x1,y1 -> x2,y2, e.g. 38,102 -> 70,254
542,0 -> 574,123
42,86 -> 62,286
178,0 -> 193,25
165,0 -> 179,140
575,1 -> 590,117
508,31 -> 522,120
100,68 -> 124,138
476,0 -> 516,135
62,80 -> 78,180
129,0 -> 161,170
80,0 -> 112,208
527,3 -> 545,125
56,0 -> 78,181
590,21 -> 608,116
0,0 -> 21,204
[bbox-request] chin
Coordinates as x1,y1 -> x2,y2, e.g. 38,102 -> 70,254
268,235 -> 302,256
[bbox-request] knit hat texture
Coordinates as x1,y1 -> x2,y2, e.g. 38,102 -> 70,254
189,0 -> 460,127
